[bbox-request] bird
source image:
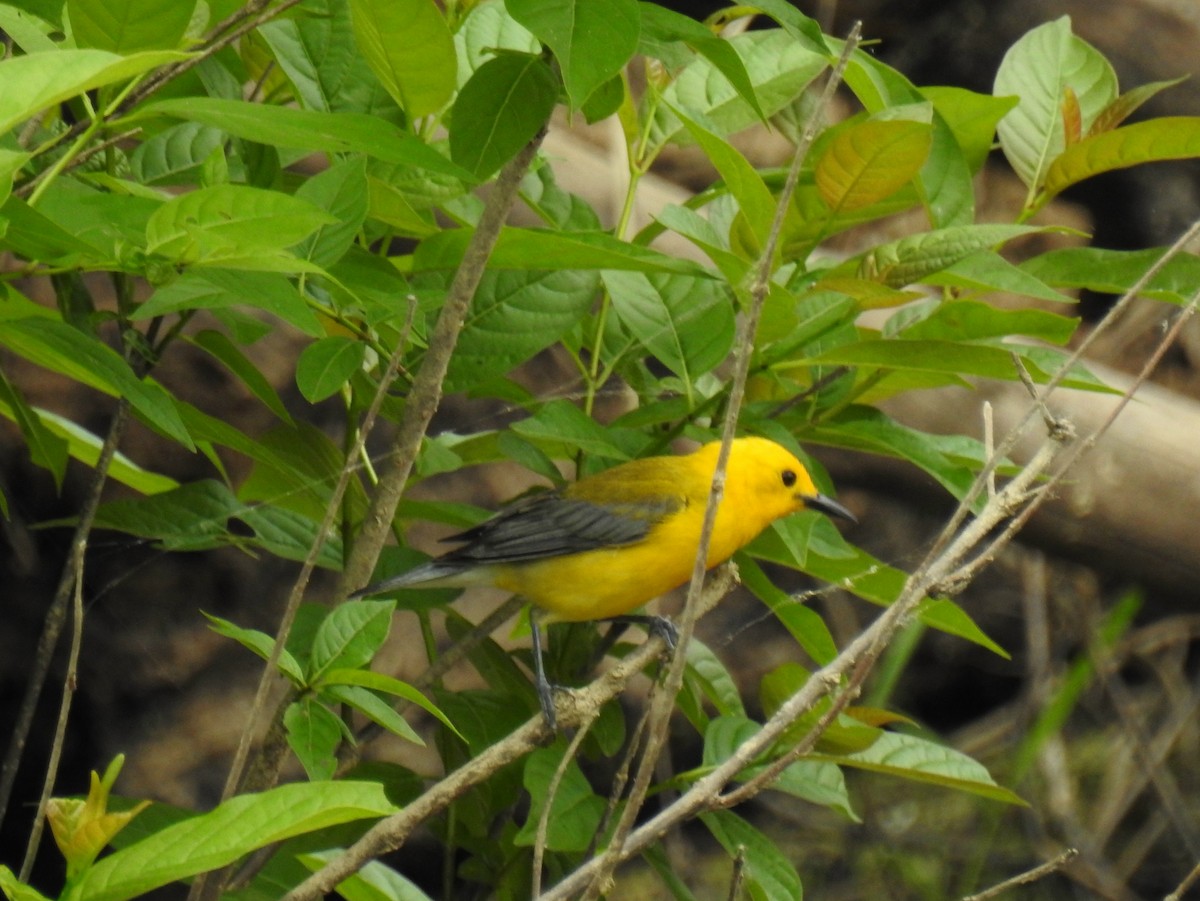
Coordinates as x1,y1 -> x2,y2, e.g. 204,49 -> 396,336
351,436 -> 855,728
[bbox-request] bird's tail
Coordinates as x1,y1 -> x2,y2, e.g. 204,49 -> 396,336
348,560 -> 480,599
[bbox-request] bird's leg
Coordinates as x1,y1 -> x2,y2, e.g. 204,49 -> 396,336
604,614 -> 678,652
529,608 -> 557,730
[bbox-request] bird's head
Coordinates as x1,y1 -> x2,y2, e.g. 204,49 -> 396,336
716,437 -> 857,527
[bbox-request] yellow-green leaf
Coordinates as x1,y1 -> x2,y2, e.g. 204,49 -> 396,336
815,119 -> 932,213
1043,116 -> 1200,203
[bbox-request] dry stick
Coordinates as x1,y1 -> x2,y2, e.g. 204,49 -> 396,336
960,848 -> 1079,901
0,401 -> 130,827
920,216 -> 1200,572
532,710 -> 598,898
334,128 -> 547,600
281,568 -> 736,901
576,25 -> 861,899
1165,859 -> 1200,901
18,542 -> 86,881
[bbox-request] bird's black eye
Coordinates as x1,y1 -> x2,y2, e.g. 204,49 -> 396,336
781,469 -> 797,488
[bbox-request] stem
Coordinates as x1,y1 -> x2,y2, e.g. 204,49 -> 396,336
0,403 -> 130,826
335,127 -> 548,600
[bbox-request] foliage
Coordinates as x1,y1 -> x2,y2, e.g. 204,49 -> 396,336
1,3 -> 1198,899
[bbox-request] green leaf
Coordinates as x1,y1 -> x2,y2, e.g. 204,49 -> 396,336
0,5 -> 59,54
296,853 -> 435,901
260,0 -> 398,115
0,195 -> 106,263
132,98 -> 471,179
1042,117 -> 1200,203
203,612 -> 305,684
321,668 -> 461,738
1021,246 -> 1200,304
8,408 -> 178,495
0,48 -> 189,135
65,782 -> 396,901
508,0 -> 639,111
446,268 -> 599,391
89,479 -> 239,549
325,684 -> 423,746
0,369 -> 67,490
348,0 -> 455,117
700,810 -> 803,901
454,1 -> 539,87
412,226 -> 713,277
603,270 -> 735,386
994,16 -> 1118,193
805,406 -> 984,508
0,318 -> 192,448
815,730 -> 1025,805
815,119 -> 932,213
135,270 -> 324,337
514,746 -> 605,851
684,639 -> 744,718
509,399 -> 633,460
285,698 -> 344,781
671,105 -> 776,246
650,29 -> 826,153
918,597 -> 1007,659
129,122 -> 225,185
1089,76 -> 1187,136
921,86 -> 1019,174
294,156 -> 369,267
189,330 -> 293,423
738,557 -> 838,665
295,336 -> 366,403
235,503 -> 345,571
849,224 -> 1051,286
145,184 -> 337,264
638,4 -> 764,124
891,298 -> 1078,346
67,0 -> 195,52
448,52 -> 557,179
309,600 -> 395,682
924,250 -> 1076,304
0,866 -> 53,901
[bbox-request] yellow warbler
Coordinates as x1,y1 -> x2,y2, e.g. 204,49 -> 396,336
353,436 -> 854,726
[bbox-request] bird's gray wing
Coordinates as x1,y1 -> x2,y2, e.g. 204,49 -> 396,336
439,491 -> 683,565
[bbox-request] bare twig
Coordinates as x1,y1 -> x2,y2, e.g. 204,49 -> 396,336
1165,860 -> 1200,901
0,401 -> 130,826
959,848 -> 1078,901
532,712 -> 598,898
335,127 -> 548,600
18,541 -> 86,880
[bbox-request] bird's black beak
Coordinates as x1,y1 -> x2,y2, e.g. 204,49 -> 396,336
802,493 -> 857,524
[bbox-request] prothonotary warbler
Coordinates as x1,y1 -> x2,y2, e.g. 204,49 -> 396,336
352,436 -> 855,728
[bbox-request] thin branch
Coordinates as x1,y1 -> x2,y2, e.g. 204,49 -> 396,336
335,127 -> 548,600
0,401 -> 130,826
960,848 -> 1078,901
1165,859 -> 1200,901
532,712 -> 597,898
18,540 -> 86,880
